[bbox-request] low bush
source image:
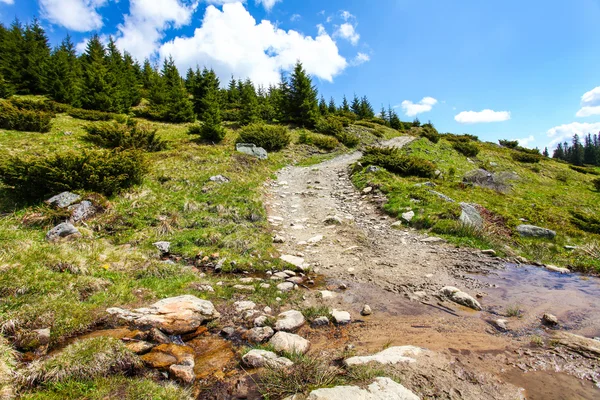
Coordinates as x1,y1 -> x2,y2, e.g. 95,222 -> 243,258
368,117 -> 388,126
511,152 -> 542,163
372,128 -> 386,138
515,146 -> 541,155
0,101 -> 53,132
298,131 -> 339,150
444,133 -> 479,143
0,149 -> 147,201
419,125 -> 440,143
8,97 -> 69,114
69,108 -> 114,122
571,211 -> 600,234
221,108 -> 241,122
499,139 -> 519,148
360,147 -> 436,178
593,177 -> 600,191
315,116 -> 344,136
570,165 -> 600,175
452,141 -> 480,157
85,121 -> 167,152
236,123 -> 290,151
354,120 -> 378,129
335,131 -> 360,148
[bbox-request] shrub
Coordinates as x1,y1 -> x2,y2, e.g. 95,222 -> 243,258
69,108 -> 114,121
499,139 -> 519,148
570,165 -> 600,175
187,124 -> 202,136
515,146 -> 541,155
221,108 -> 240,122
452,141 -> 480,157
360,147 -> 436,178
8,97 -> 69,114
0,101 -> 53,133
593,178 -> 600,191
511,152 -> 542,163
372,128 -> 386,138
198,122 -> 226,143
444,133 -> 479,143
354,120 -> 378,129
0,149 -> 147,201
85,121 -> 167,152
298,131 -> 339,151
335,131 -> 360,148
315,116 -> 344,136
236,123 -> 290,151
420,125 -> 440,143
571,211 -> 600,234
368,117 -> 388,126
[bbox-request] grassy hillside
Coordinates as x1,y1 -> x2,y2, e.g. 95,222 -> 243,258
353,133 -> 600,272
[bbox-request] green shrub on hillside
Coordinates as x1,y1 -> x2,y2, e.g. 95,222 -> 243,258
445,133 -> 479,143
420,125 -> 440,143
85,121 -> 167,152
515,146 -> 541,155
368,117 -> 388,126
452,141 -> 480,157
336,131 -> 360,148
570,165 -> 600,175
237,123 -> 290,151
593,177 -> 600,191
0,101 -> 53,133
315,116 -> 344,136
511,152 -> 542,163
360,147 -> 436,178
298,131 -> 339,150
8,97 -> 69,114
0,149 -> 147,201
499,139 -> 519,148
571,211 -> 600,234
69,108 -> 114,122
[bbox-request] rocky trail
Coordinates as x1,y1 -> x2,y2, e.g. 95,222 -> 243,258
265,136 -> 600,400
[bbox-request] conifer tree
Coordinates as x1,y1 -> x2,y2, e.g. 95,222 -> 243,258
288,61 -> 319,126
0,20 -> 25,93
22,19 -> 50,94
156,56 -> 194,122
47,35 -> 81,106
274,72 -> 291,122
340,95 -> 350,112
412,117 -> 421,127
227,76 -> 240,109
0,72 -> 12,98
543,147 -> 549,158
318,95 -> 328,115
258,85 -> 276,122
379,105 -> 387,122
553,143 -> 565,160
192,68 -> 219,117
359,96 -> 375,119
80,35 -> 114,111
198,83 -> 225,142
328,97 -> 337,114
239,79 -> 259,125
388,106 -> 402,130
141,59 -> 155,91
122,52 -> 142,108
351,94 -> 361,116
185,68 -> 195,92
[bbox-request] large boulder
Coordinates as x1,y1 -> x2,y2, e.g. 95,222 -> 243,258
459,203 -> 483,230
516,225 -> 556,239
45,191 -> 81,208
269,332 -> 310,354
344,346 -> 423,366
307,377 -> 420,400
46,222 -> 81,242
107,295 -> 220,335
274,310 -> 305,332
440,287 -> 481,311
236,143 -> 268,160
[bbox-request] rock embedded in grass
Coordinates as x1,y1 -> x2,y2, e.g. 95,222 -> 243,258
516,224 -> 556,239
307,377 -> 420,400
275,310 -> 305,332
242,349 -> 293,369
152,241 -> 171,254
46,222 -> 81,242
45,191 -> 81,208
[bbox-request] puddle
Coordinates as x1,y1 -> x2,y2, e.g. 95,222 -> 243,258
503,369 -> 600,400
471,265 -> 600,337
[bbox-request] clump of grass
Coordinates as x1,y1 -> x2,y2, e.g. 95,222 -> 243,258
530,335 -> 544,347
0,337 -> 16,397
452,141 -> 479,157
301,306 -> 331,322
505,304 -> 523,318
17,337 -> 142,387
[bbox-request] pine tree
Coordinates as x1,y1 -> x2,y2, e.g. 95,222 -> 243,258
227,76 -> 240,109
158,56 -> 194,122
359,96 -> 375,119
328,97 -> 336,114
141,59 -> 154,91
0,20 -> 25,93
192,68 -> 219,117
553,143 -> 565,160
288,61 -> 319,126
274,72 -> 290,122
21,19 -> 50,94
351,94 -> 361,116
543,147 -> 549,158
79,35 -> 114,111
0,72 -> 12,98
570,134 -> 584,166
340,95 -> 350,113
388,106 -> 402,130
185,68 -> 195,92
379,105 -> 387,122
122,52 -> 142,108
583,133 -> 596,165
47,35 -> 81,106
318,95 -> 328,115
198,82 -> 225,142
412,118 -> 421,127
239,79 -> 259,125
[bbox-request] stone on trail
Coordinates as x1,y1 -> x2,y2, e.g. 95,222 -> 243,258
459,202 -> 483,230
361,305 -> 372,316
307,377 -> 420,400
275,310 -> 305,332
236,143 -> 268,160
320,290 -> 336,299
494,319 -> 509,332
516,224 -> 556,239
46,222 -> 81,242
45,191 -> 81,208
481,249 -> 497,256
307,234 -> 324,244
242,349 -> 293,369
331,309 -> 351,325
420,236 -> 445,244
107,295 -> 220,335
324,215 -> 343,225
277,282 -> 296,292
344,346 -> 423,366
273,235 -> 286,243
440,286 -> 482,311
269,331 -> 310,354
545,265 -> 570,274
280,254 -> 306,270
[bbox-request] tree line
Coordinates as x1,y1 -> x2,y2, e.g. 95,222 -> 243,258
553,134 -> 600,166
0,19 -> 406,129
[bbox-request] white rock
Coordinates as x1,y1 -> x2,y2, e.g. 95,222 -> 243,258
280,254 -> 305,269
401,211 -> 415,222
545,265 -> 570,274
234,301 -> 256,313
242,349 -> 293,369
269,331 -> 310,354
307,235 -> 324,244
344,346 -> 423,366
254,315 -> 268,327
275,310 -> 305,331
307,377 -> 420,400
440,286 -> 481,311
331,309 -> 351,325
361,305 -> 372,316
273,235 -> 286,243
320,290 -> 337,299
277,282 -> 296,292
246,327 -> 275,343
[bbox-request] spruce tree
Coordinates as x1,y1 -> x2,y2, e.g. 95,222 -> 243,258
192,68 -> 219,117
388,106 -> 402,130
141,59 -> 154,91
22,19 -> 50,94
379,105 -> 387,122
227,76 -> 240,109
319,95 -> 328,115
80,35 -> 114,111
340,95 -> 350,112
274,72 -> 291,122
0,72 -> 12,98
351,94 -> 361,116
157,56 -> 194,122
185,68 -> 195,92
570,134 -> 584,166
0,20 -> 25,93
288,61 -> 319,127
543,147 -> 549,158
122,52 -> 142,108
198,83 -> 225,142
47,35 -> 81,106
359,96 -> 375,119
239,79 -> 259,125
328,97 -> 337,114
553,143 -> 565,160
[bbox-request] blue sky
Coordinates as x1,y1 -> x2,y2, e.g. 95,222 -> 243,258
2,0 -> 600,149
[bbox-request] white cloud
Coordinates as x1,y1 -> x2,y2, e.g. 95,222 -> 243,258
316,24 -> 326,35
159,3 -> 347,86
576,86 -> 600,117
546,122 -> 600,148
454,109 -> 511,124
0,0 -> 15,5
255,0 -> 280,11
290,13 -> 300,22
350,52 -> 369,66
39,0 -> 109,32
335,22 -> 359,45
399,97 -> 438,117
517,135 -> 535,148
341,10 -> 354,21
114,0 -> 198,61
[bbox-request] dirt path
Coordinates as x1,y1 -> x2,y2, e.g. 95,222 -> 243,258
264,137 -> 600,400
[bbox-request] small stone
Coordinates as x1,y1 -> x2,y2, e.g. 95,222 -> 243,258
320,290 -> 336,299
45,191 -> 81,208
275,310 -> 305,332
324,215 -> 343,225
339,283 -> 348,290
401,211 -> 415,222
542,313 -> 558,326
276,282 -> 295,292
366,166 -> 379,173
361,305 -> 372,316
269,332 -> 310,354
221,327 -> 236,338
209,175 -> 230,183
263,306 -> 272,314
307,235 -> 324,244
169,364 -> 195,384
46,222 -> 81,242
126,340 -> 155,354
233,284 -> 255,293
234,301 -> 256,313
420,236 -> 445,243
362,187 -> 373,194
254,315 -> 268,327
344,346 -> 423,366
545,265 -> 570,274
153,241 -> 171,254
242,349 -> 293,369
149,328 -> 170,344
331,309 -> 351,325
481,249 -> 497,256
280,254 -> 305,269
245,327 -> 275,343
312,316 -> 329,327
564,245 -> 577,250
494,319 -> 509,332
273,235 -> 286,243
69,200 -> 96,222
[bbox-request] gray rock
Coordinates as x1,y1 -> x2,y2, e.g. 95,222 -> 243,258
273,235 -> 286,243
46,222 -> 81,242
459,203 -> 483,230
481,249 -> 497,256
221,327 -> 236,338
361,305 -> 372,316
32,328 -> 51,346
275,310 -> 305,332
169,364 -> 195,384
312,316 -> 330,327
209,175 -> 230,183
45,191 -> 81,208
366,166 -> 379,173
69,200 -> 96,223
517,224 -> 556,239
440,286 -> 482,311
545,265 -> 570,274
564,245 -> 577,250
420,236 -> 445,243
233,284 -> 255,293
246,327 -> 275,343
153,241 -> 171,254
280,254 -> 306,270
324,215 -> 343,225
542,313 -> 558,326
331,309 -> 351,325
236,143 -> 268,160
494,319 -> 509,331
401,211 -> 415,223
362,187 -> 373,194
307,377 -> 419,400
463,169 -> 519,193
344,346 -> 423,366
234,301 -> 256,313
269,331 -> 310,354
254,315 -> 268,327
277,282 -> 296,292
242,349 -> 293,369
428,190 -> 455,203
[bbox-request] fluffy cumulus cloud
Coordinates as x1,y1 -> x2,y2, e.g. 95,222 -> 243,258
517,135 -> 535,148
351,52 -> 369,66
335,23 -> 360,45
546,122 -> 600,148
39,0 -> 109,32
159,3 -> 347,86
399,97 -> 437,117
114,0 -> 198,62
255,0 -> 280,11
454,109 -> 511,124
576,86 -> 600,117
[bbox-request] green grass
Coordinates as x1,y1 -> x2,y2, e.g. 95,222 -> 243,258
352,136 -> 600,272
